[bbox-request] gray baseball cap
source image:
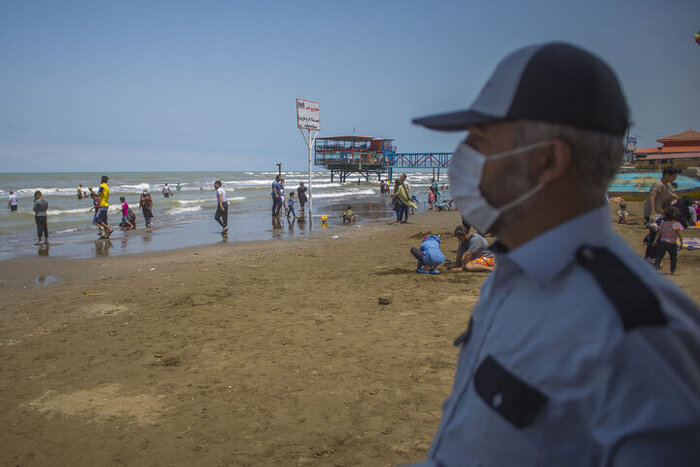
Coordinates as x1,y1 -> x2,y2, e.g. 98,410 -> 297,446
413,42 -> 629,137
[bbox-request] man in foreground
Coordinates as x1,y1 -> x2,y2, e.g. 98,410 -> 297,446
412,42 -> 700,465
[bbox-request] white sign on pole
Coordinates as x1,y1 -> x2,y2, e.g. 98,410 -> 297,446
296,99 -> 321,131
296,98 -> 320,223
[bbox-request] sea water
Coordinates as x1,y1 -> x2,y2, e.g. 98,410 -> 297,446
0,171 -> 449,260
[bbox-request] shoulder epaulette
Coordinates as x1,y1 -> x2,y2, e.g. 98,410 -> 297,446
576,245 -> 667,330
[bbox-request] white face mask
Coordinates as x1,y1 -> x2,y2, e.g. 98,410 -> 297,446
449,141 -> 550,233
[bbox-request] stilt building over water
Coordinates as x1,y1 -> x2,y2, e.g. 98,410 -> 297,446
314,135 -> 396,182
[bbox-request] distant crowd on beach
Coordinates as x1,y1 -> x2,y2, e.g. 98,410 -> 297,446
6,175 -> 185,245
613,166 -> 700,275
7,171 -> 456,246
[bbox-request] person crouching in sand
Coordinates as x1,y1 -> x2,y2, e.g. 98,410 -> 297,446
341,205 -> 355,223
410,233 -> 445,274
119,197 -> 135,229
451,224 -> 495,272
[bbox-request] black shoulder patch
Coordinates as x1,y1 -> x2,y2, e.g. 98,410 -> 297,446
474,355 -> 548,429
576,245 -> 667,330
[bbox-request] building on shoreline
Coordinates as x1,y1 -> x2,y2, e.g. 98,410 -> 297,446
314,135 -> 396,182
634,128 -> 700,172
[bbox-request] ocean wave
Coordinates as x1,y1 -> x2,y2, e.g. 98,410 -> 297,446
166,206 -> 202,215
14,187 -> 80,197
46,207 -> 96,216
312,189 -> 376,199
119,183 -> 151,191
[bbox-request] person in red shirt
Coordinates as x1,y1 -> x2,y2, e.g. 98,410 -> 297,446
653,205 -> 684,274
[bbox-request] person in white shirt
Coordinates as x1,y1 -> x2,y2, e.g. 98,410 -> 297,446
214,180 -> 228,233
7,191 -> 18,212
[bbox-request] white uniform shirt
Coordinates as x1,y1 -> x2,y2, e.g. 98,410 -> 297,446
9,193 -> 18,206
216,187 -> 227,203
417,205 -> 700,466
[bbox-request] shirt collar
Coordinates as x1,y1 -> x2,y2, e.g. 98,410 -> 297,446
505,204 -> 614,286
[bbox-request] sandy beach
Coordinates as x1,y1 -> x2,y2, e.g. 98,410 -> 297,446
1,201 -> 699,466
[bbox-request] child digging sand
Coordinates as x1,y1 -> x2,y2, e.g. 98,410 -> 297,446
410,233 -> 445,274
341,205 -> 355,223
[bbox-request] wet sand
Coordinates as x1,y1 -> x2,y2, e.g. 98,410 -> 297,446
1,201 -> 698,466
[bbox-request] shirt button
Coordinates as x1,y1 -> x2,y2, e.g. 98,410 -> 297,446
492,393 -> 503,408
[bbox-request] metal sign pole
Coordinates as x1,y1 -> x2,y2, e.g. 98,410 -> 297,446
300,128 -> 318,222
308,129 -> 313,222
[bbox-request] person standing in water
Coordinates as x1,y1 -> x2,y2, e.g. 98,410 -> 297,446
139,189 -> 154,228
95,175 -> 113,238
33,191 -> 49,244
162,183 -> 171,198
8,191 -> 18,212
297,181 -> 308,216
214,180 -> 228,233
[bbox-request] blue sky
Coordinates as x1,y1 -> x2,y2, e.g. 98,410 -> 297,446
1,0 -> 698,172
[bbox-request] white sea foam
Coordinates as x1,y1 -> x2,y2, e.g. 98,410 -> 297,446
174,198 -> 212,205
312,189 -> 376,199
47,207 -> 95,216
15,187 -> 77,197
119,183 -> 151,191
167,206 -> 202,215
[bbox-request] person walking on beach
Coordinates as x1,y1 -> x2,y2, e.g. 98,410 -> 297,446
214,180 -> 228,233
286,191 -> 297,219
297,181 -> 308,216
162,183 -> 171,198
271,175 -> 282,216
7,191 -> 18,212
392,178 -> 416,224
412,42 -> 700,464
653,205 -> 684,274
88,187 -> 104,237
33,190 -> 49,245
279,179 -> 287,216
139,189 -> 154,228
96,175 -> 113,238
643,166 -> 678,223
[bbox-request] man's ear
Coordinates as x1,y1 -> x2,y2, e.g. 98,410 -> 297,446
537,140 -> 571,183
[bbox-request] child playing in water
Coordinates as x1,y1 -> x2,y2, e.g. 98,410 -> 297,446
88,187 -> 104,237
286,191 -> 297,219
341,205 -> 355,223
410,193 -> 419,214
119,197 -> 135,229
410,233 -> 445,274
428,187 -> 436,210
